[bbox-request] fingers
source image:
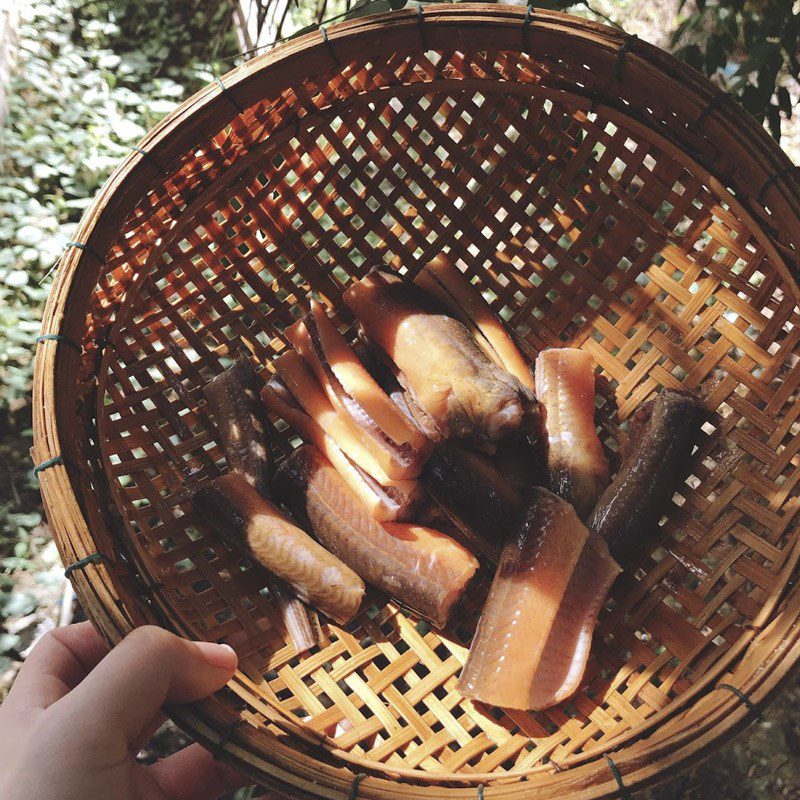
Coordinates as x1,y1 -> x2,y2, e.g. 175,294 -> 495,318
137,743 -> 249,800
52,626 -> 238,747
3,622 -> 109,714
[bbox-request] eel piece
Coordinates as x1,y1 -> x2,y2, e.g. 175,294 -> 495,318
273,350 -> 395,484
286,300 -> 429,480
491,433 -> 544,494
588,388 -> 706,564
420,442 -> 522,563
261,378 -> 421,522
274,445 -> 479,629
343,269 -> 529,443
458,487 -> 620,710
414,255 -> 535,393
204,359 -> 319,652
535,348 -> 609,518
355,337 -> 444,441
204,358 -> 272,496
194,473 -> 364,625
619,397 -> 656,464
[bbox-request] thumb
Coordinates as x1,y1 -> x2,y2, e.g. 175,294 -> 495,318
52,626 -> 237,746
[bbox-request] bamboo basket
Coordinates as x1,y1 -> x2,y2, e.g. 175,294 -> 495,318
32,5 -> 800,798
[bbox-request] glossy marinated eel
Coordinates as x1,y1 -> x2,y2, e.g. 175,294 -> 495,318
413,255 -> 535,393
204,360 -> 320,652
261,376 -> 421,522
344,269 -> 530,444
535,348 -> 609,518
204,358 -> 272,496
588,388 -> 706,563
287,299 -> 429,480
194,473 -> 364,625
420,442 -> 522,562
458,487 -> 620,710
274,445 -> 478,628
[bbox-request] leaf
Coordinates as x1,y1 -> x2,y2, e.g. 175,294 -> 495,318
669,17 -> 694,48
15,225 -> 44,246
741,85 -> 767,119
705,34 -> 729,75
0,634 -> 21,654
343,0 -> 393,19
778,86 -> 792,117
3,271 -> 30,288
8,512 -> 42,528
766,104 -> 782,140
0,592 -> 36,618
678,44 -> 704,72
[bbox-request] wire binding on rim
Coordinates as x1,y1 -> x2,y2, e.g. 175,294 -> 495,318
215,76 -> 245,114
717,682 -> 762,719
690,91 -> 727,132
33,455 -> 65,476
131,145 -> 166,173
614,33 -> 638,81
36,334 -> 81,351
417,3 -> 427,48
64,552 -> 107,579
758,164 -> 800,203
213,719 -> 245,760
603,754 -> 632,800
320,26 -> 340,66
348,773 -> 367,800
522,4 -> 533,48
66,241 -> 104,262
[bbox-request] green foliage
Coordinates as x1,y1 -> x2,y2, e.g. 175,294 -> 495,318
0,0 -> 237,415
671,0 -> 799,139
0,0 -> 237,575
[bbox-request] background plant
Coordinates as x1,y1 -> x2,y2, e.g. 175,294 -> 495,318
670,0 -> 799,139
0,0 -> 238,654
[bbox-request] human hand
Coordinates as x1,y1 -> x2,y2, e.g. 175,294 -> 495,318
0,622 -> 248,800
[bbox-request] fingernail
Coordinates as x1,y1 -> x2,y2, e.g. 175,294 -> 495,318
195,641 -> 238,671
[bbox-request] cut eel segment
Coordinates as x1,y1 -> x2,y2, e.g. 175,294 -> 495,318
354,340 -> 441,440
261,378 -> 421,522
414,255 -> 535,394
204,359 -> 319,652
286,300 -> 429,480
588,388 -> 706,564
421,443 -> 522,563
194,473 -> 364,625
274,445 -> 479,629
343,269 -> 528,444
535,348 -> 609,519
458,488 -> 620,710
273,350 -> 395,485
204,358 -> 273,497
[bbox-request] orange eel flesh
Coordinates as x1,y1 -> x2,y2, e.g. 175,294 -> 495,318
458,487 -> 620,710
194,473 -> 364,625
344,269 -> 529,444
535,348 -> 609,519
274,444 -> 478,629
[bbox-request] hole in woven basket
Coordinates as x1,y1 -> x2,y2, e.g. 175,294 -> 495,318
191,578 -> 212,594
215,608 -> 235,624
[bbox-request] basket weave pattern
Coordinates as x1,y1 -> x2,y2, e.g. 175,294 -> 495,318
33,7 -> 800,797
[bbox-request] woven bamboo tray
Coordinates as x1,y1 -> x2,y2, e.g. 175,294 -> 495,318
33,5 -> 800,797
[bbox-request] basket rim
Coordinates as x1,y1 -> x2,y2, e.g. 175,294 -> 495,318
33,5 -> 800,797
